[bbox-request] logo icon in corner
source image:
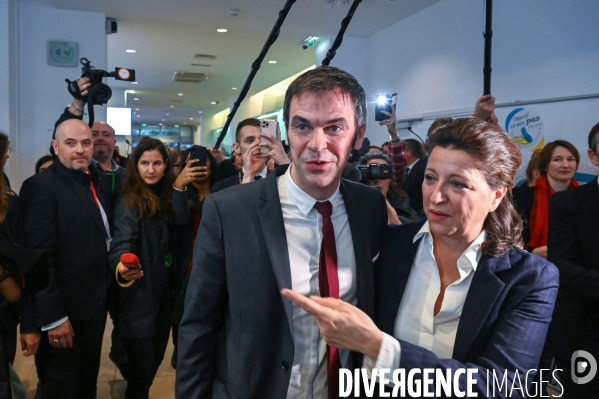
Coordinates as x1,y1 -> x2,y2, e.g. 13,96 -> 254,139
571,350 -> 597,385
505,108 -> 544,150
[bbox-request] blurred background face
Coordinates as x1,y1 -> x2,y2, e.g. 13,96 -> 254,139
91,122 -> 116,158
1,148 -> 8,170
38,159 -> 53,173
234,125 -> 263,163
138,149 -> 166,185
366,158 -> 390,196
423,147 -> 503,242
547,145 -> 577,183
172,154 -> 184,178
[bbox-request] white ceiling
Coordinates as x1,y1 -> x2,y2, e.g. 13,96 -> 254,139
30,0 -> 440,126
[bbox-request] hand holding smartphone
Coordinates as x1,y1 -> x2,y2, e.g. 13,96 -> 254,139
259,119 -> 277,154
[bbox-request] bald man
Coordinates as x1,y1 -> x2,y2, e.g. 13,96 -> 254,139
52,77 -> 126,197
20,119 -> 113,398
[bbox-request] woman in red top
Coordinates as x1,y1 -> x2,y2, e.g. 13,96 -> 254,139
513,140 -> 580,258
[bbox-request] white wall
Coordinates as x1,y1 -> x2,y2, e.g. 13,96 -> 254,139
362,0 -> 599,147
10,1 -> 106,190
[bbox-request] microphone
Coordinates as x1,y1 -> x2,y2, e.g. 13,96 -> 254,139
120,253 -> 141,270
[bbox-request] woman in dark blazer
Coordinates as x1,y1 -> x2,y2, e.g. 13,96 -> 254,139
284,119 -> 559,398
110,138 -> 174,399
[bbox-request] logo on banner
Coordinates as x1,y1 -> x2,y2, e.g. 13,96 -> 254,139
505,108 -> 544,151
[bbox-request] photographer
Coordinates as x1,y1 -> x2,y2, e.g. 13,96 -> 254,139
359,152 -> 419,224
51,77 -> 126,198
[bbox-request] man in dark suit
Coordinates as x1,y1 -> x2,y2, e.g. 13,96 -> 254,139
547,122 -> 599,398
20,119 -> 112,398
401,139 -> 427,216
176,66 -> 387,398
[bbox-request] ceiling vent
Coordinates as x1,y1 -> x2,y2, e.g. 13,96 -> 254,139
173,71 -> 208,83
191,63 -> 211,67
194,54 -> 216,60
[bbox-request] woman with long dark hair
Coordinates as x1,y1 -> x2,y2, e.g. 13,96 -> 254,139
513,140 -> 580,258
170,145 -> 217,367
109,137 -> 174,398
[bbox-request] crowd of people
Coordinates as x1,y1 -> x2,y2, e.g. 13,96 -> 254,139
0,66 -> 597,398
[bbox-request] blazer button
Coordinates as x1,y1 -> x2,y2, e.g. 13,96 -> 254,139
281,361 -> 289,370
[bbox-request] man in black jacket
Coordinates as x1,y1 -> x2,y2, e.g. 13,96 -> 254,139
547,122 -> 599,398
20,119 -> 112,399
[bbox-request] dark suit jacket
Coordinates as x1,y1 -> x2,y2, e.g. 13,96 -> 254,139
401,158 -> 426,215
377,221 -> 559,398
546,177 -> 599,360
211,173 -> 238,193
19,161 -> 112,325
176,164 -> 387,399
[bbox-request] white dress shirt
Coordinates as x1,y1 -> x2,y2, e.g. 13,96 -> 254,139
278,166 -> 357,399
365,222 -> 485,372
405,158 -> 419,176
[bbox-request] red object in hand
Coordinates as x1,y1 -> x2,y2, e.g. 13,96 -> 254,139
120,253 -> 141,270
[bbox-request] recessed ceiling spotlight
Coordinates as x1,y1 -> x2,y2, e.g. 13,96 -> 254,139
126,49 -> 136,53
131,81 -> 138,85
162,119 -> 165,121
198,111 -> 202,114
135,108 -> 140,111
183,122 -> 187,125
166,113 -> 169,116
232,87 -> 237,90
189,118 -> 193,120
211,101 -> 217,105
136,115 -> 140,117
170,105 -> 175,108
178,93 -> 183,96
159,123 -> 163,126
268,60 -> 277,64
216,28 -> 228,33
133,98 -> 139,101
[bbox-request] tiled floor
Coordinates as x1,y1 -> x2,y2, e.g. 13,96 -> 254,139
12,318 -> 176,399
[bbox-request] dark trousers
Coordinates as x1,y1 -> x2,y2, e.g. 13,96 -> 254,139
121,317 -> 171,399
36,308 -> 106,399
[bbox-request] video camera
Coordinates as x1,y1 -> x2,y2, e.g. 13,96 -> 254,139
66,57 -> 136,127
356,163 -> 392,184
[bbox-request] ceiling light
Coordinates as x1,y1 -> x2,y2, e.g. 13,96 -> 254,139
268,60 -> 277,64
162,119 -> 165,121
159,123 -> 163,126
232,87 -> 237,90
135,108 -> 140,111
183,122 -> 187,125
211,102 -> 217,105
131,81 -> 138,85
166,113 -> 169,116
133,98 -> 139,101
189,118 -> 193,120
178,93 -> 183,96
170,105 -> 175,108
126,49 -> 136,53
198,111 -> 202,114
128,90 -> 136,94
136,115 -> 140,117
216,28 -> 228,33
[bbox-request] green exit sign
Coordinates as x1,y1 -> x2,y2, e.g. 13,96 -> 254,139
141,123 -> 147,127
304,36 -> 318,48
174,125 -> 179,128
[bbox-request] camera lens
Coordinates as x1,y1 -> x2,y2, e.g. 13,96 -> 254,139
92,83 -> 112,104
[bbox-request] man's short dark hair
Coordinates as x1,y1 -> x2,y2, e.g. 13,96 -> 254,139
588,122 -> 599,153
235,118 -> 260,144
405,139 -> 426,160
283,66 -> 367,132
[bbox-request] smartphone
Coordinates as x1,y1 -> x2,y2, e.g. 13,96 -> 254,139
189,145 -> 207,166
125,263 -> 142,271
260,119 -> 277,154
375,93 -> 397,122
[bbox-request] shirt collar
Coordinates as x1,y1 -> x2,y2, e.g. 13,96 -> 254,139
283,164 -> 342,217
413,221 -> 485,272
407,158 -> 419,169
242,165 -> 267,179
92,158 -> 121,173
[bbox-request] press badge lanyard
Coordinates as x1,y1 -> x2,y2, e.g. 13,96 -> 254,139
88,169 -> 112,251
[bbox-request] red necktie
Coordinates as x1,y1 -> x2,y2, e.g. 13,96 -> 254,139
314,201 -> 341,399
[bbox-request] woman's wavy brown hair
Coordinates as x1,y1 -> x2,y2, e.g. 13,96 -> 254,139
426,118 -> 523,257
0,133 -> 9,223
122,137 -> 173,218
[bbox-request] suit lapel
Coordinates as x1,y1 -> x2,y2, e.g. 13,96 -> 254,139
452,254 -> 509,361
55,164 -> 107,237
380,228 -> 421,335
256,165 -> 294,336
